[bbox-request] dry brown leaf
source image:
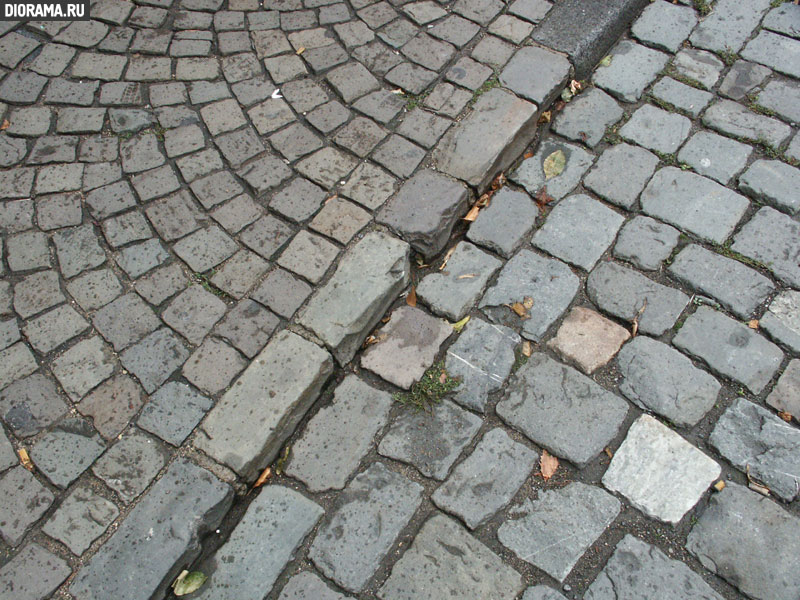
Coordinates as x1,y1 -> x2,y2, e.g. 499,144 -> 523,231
604,447 -> 613,459
463,204 -> 481,222
457,273 -> 477,279
381,315 -> 391,323
0,119 -> 9,131
747,319 -> 759,329
364,333 -> 387,347
508,302 -> 529,319
18,448 -> 33,471
406,286 -> 417,307
521,340 -> 532,357
324,193 -> 337,204
522,296 -> 534,310
490,172 -> 507,191
540,450 -> 558,480
296,46 -> 305,54
476,193 -> 491,208
439,371 -> 448,384
254,466 -> 272,488
538,111 -> 551,124
439,245 -> 457,271
553,100 -> 566,112
779,411 -> 793,422
570,79 -> 582,95
534,186 -> 555,210
523,151 -> 534,159
713,480 -> 726,492
749,481 -> 770,496
631,299 -> 648,337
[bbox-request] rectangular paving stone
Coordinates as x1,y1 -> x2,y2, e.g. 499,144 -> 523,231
70,458 -> 233,600
739,159 -> 800,215
286,375 -> 392,492
498,353 -> 628,466
379,513 -> 523,600
53,224 -> 107,278
195,486 -> 323,600
651,77 -> 713,118
417,241 -> 502,321
703,99 -> 791,149
500,45 -> 571,106
93,292 -> 161,351
761,291 -> 800,355
23,304 -> 89,354
434,88 -> 538,191
310,462 -> 423,593
31,418 -> 106,489
674,306 -> 784,394
741,29 -> 800,79
603,415 -> 720,524
379,398 -> 482,480
755,78 -> 800,123
619,104 -> 691,155
584,143 -> 659,209
640,167 -> 749,244
710,398 -> 800,502
687,483 -> 800,600
676,130 -> 752,185
498,482 -> 620,582
466,187 -> 538,258
616,336 -> 720,427
433,428 -> 537,529
731,207 -> 800,288
52,336 -> 115,401
672,48 -> 724,90
532,194 -> 624,271
613,215 -> 679,271
719,59 -> 771,101
299,231 -> 410,365
668,244 -> 775,319
0,543 -> 71,600
120,328 -> 190,393
511,139 -> 594,201
0,466 -> 55,546
690,0 -> 770,52
769,359 -> 800,420
480,249 -> 579,342
584,535 -> 724,600
592,40 -> 668,103
547,306 -> 630,374
195,330 -> 333,479
78,374 -> 144,440
276,230 -> 339,284
137,381 -> 212,446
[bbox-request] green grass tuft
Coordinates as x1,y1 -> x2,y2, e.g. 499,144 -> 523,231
393,362 -> 460,411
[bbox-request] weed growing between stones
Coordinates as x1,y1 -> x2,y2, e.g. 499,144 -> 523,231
469,75 -> 500,106
511,346 -> 529,374
393,361 -> 460,411
717,48 -> 738,66
693,0 -> 711,16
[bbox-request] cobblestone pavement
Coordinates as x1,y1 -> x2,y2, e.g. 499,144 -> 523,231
1,0 -> 800,598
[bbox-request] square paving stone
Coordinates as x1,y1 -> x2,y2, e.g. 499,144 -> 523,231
31,418 -> 106,489
286,375 -> 393,492
616,336 -> 720,427
339,162 -> 397,210
144,191 -> 202,242
676,131 -> 752,185
36,191 -> 83,231
210,194 -> 262,234
379,399 -> 482,480
190,170 -> 245,210
703,99 -> 791,149
0,72 -> 47,104
687,483 -> 800,600
500,45 -> 570,106
85,181 -> 137,219
93,429 -> 168,503
587,261 -> 688,336
23,304 -> 89,354
115,239 -> 170,279
433,428 -> 537,529
417,241 -> 502,321
613,215 -> 679,271
183,338 -> 248,394
214,299 -> 279,358
53,224 -> 107,279
480,249 -> 579,341
498,482 -> 620,582
194,485 -> 323,600
445,56 -> 493,91
650,77 -> 713,118
710,398 -> 800,501
378,169 -> 470,259
584,143 -> 659,210
668,244 -> 775,319
690,0 -> 771,52
278,572 -> 350,600
120,133 -> 165,174
603,415 -> 720,524
592,40 -> 669,103
548,307 -> 630,374
333,116 -> 387,157
361,305 -> 452,389
0,543 -> 71,598
309,197 -> 371,244
134,264 -> 187,307
269,122 -> 323,162
466,187 -> 537,258
277,230 -> 339,284
552,87 -> 623,148
533,194 -> 624,271
674,306 -> 784,394
120,328 -> 190,393
93,293 -> 161,352
402,33 -> 456,72
173,226 -> 238,273
326,61 -> 380,103
631,0 -> 697,53
52,336 -> 115,401
163,285 -> 227,346
240,214 -> 295,260
102,211 -> 152,248
29,43 -> 76,76
423,81 -> 471,118
73,366 -> 141,438
498,353 -> 628,466
42,485 -> 118,556
379,513 -> 523,600
137,381 -> 213,447
739,159 -> 800,215
672,49 -> 724,90
296,147 -> 359,189
731,207 -> 800,288
0,373 -> 68,438
445,318 -> 519,413
270,177 -> 327,223
761,291 -> 800,355
396,108 -> 451,149
0,466 -> 54,546
512,140 -> 594,201
372,134 -> 426,179
584,535 -> 724,600
209,250 -> 269,298
309,462 -> 423,593
768,360 -> 800,419
6,231 -> 51,272
641,167 -> 750,244
719,59 -> 771,101
251,267 -> 311,319
619,104 -> 691,155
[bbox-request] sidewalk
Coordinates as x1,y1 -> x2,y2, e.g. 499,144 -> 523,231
0,0 -> 799,598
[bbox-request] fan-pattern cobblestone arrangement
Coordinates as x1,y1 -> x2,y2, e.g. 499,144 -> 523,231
0,0 -> 800,598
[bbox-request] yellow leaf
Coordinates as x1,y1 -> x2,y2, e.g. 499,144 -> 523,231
521,340 -> 532,357
18,448 -> 33,471
543,150 -> 566,179
451,315 -> 470,333
713,480 -> 726,492
508,302 -> 529,319
747,319 -> 759,329
540,450 -> 558,480
538,111 -> 551,124
296,46 -> 305,54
